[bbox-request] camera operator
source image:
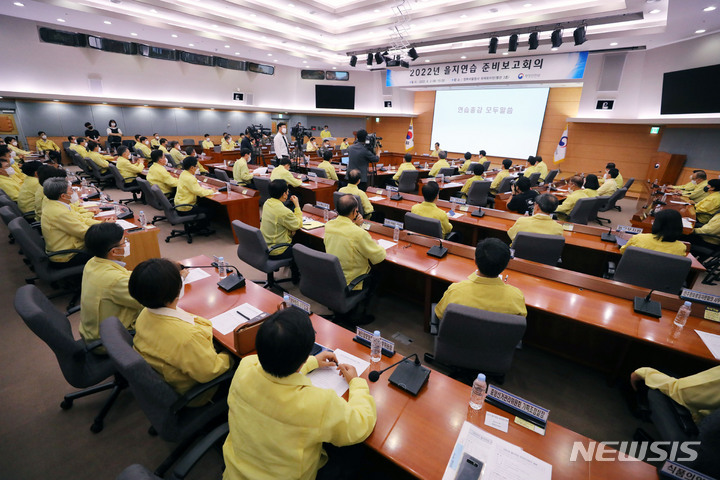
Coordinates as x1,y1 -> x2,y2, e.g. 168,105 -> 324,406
348,129 -> 379,191
273,122 -> 290,163
241,130 -> 253,152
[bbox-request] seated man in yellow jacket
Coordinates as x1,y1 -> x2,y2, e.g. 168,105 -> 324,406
458,152 -> 473,174
0,150 -> 23,201
490,158 -> 513,194
673,170 -> 705,193
434,237 -> 527,321
392,153 -> 417,185
507,193 -> 564,241
600,162 -> 624,189
534,155 -> 548,182
115,145 -> 144,185
685,170 -> 710,203
158,138 -> 170,155
4,136 -> 31,159
522,155 -> 539,179
430,142 -> 440,157
168,140 -> 186,168
134,136 -> 152,159
86,140 -> 114,173
184,146 -> 208,173
411,181 -> 454,239
201,134 -> 214,150
34,164 -> 66,221
555,176 -> 589,220
17,161 -> 42,214
316,150 -> 339,181
339,169 -> 373,219
695,179 -> 720,225
687,211 -> 720,252
339,138 -> 350,150
175,156 -> 215,228
305,136 -> 318,153
146,149 -> 178,197
36,131 -> 61,163
428,150 -> 450,177
223,307 -> 376,480
221,134 -> 236,152
596,168 -> 619,197
270,157 -> 302,187
261,179 -> 302,282
130,258 -> 233,406
150,133 -> 160,148
460,163 -> 486,198
80,222 -> 142,344
232,148 -> 255,186
69,137 -> 89,158
41,177 -> 101,267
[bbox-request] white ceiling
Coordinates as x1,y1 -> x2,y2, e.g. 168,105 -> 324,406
2,0 -> 719,70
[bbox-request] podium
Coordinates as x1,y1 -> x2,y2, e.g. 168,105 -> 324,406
646,152 -> 686,185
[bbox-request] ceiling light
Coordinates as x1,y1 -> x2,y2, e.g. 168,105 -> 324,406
610,42 -> 618,46
332,67 -> 337,69
57,18 -> 66,22
349,55 -> 357,67
460,55 -> 467,59
502,52 -> 509,55
528,31 -> 539,50
171,34 -> 178,38
704,6 -> 716,11
143,104 -> 148,106
274,60 -> 277,62
235,52 -> 240,55
375,52 -> 384,64
211,25 -> 218,28
424,59 -> 430,63
573,25 -> 586,45
408,47 -> 418,60
551,29 -> 563,48
130,32 -> 138,36
460,14 -> 467,18
696,29 -> 707,33
523,3 -> 532,6
267,53 -> 273,56
649,9 -> 661,13
150,9 -> 156,13
224,45 -> 230,48
367,53 -> 373,66
508,34 -> 518,52
288,3 -> 294,6
102,102 -> 107,104
374,9 -> 380,12
488,37 -> 498,54
302,60 -> 307,63
188,43 -> 194,47
551,47 -> 558,51
104,20 -> 111,24
13,2 -> 24,6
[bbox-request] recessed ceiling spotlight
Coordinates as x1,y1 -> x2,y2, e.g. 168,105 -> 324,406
13,2 -> 24,6
273,60 -> 277,62
57,18 -> 66,22
460,55 -> 467,59
143,104 -> 148,106
102,102 -> 107,104
267,53 -> 273,56
610,42 -> 618,46
224,45 -> 230,48
551,47 -> 558,51
104,20 -> 111,24
188,43 -> 194,47
234,52 -> 240,55
696,29 -> 707,33
250,13 -> 256,17
502,52 -> 508,55
649,8 -> 661,13
130,32 -> 138,36
460,14 -> 467,18
523,3 -> 532,6
704,6 -> 716,11
374,9 -> 380,12
425,59 -> 430,62
288,3 -> 294,6
302,60 -> 307,63
171,34 -> 178,38
332,67 -> 337,69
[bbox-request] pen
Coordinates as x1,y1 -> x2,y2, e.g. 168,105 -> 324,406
236,310 -> 250,320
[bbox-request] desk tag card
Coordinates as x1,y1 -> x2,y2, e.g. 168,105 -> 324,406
449,196 -> 467,205
486,385 -> 549,429
355,327 -> 395,356
316,201 -> 330,210
562,223 -> 574,232
384,219 -> 404,230
660,461 -> 715,480
242,189 -> 248,195
704,307 -> 720,323
286,294 -> 312,314
514,417 -> 546,436
308,172 -> 317,178
484,412 -> 509,433
617,225 -> 643,235
459,205 -> 470,212
387,185 -> 399,192
372,188 -> 384,195
362,222 -> 371,231
681,288 -> 720,308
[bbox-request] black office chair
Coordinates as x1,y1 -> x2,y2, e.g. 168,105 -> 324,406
397,170 -> 420,194
152,185 -> 210,244
69,151 -> 93,178
544,169 -> 559,184
308,167 -> 327,179
438,167 -> 457,177
495,176 -> 514,194
466,180 -> 491,207
589,195 -> 610,225
14,285 -> 126,433
108,164 -> 143,205
527,172 -> 541,187
165,153 -> 180,168
182,139 -> 195,145
512,232 -> 565,266
622,177 -> 635,190
611,246 -> 692,294
597,187 -> 627,222
567,196 -> 600,225
85,157 -> 114,188
230,220 -> 293,290
333,192 -> 364,217
482,161 -> 491,171
214,169 -> 231,182
136,179 -> 167,225
252,176 -> 271,207
404,212 -> 443,239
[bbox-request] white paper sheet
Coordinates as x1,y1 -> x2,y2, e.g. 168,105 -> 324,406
377,239 -> 397,250
368,195 -> 386,201
307,348 -> 370,397
443,182 -> 464,188
670,200 -> 689,205
116,219 -> 138,230
184,268 -> 211,284
447,211 -> 465,218
253,167 -> 268,176
81,201 -> 100,207
682,217 -> 694,229
209,303 -> 262,335
695,330 -> 720,359
94,210 -> 116,218
485,412 -> 510,433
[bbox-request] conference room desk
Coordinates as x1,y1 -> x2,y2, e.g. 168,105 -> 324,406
178,254 -> 658,480
418,173 -> 474,199
631,183 -> 697,235
363,187 -> 705,281
493,183 -> 571,211
297,160 -> 432,188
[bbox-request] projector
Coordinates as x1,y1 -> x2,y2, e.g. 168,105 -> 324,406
385,58 -> 401,67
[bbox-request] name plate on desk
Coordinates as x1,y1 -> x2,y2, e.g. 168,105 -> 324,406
617,225 -> 643,235
486,385 -> 549,428
285,294 -> 312,314
449,197 -> 467,205
353,327 -> 395,357
387,185 -> 398,192
384,219 -> 404,230
681,289 -> 720,308
316,201 -> 330,210
660,461 -> 714,480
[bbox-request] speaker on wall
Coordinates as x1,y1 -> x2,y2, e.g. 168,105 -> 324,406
597,53 -> 626,92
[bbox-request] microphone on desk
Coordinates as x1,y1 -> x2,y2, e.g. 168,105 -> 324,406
403,231 -> 448,258
601,226 -> 617,243
179,263 -> 246,292
368,353 -> 430,395
633,289 -> 662,318
368,353 -> 419,382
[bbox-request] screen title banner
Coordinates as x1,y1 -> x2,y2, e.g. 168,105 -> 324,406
386,51 -> 588,87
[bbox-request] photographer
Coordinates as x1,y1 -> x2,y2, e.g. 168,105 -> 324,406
347,129 -> 379,191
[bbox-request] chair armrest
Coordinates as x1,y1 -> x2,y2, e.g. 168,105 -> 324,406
84,340 -> 104,353
172,203 -> 197,211
66,305 -> 81,316
347,273 -> 372,292
605,261 -> 617,279
22,211 -> 35,220
122,176 -> 138,182
46,249 -> 87,258
268,243 -> 293,253
429,305 -> 440,336
171,423 -> 230,480
170,370 -> 234,415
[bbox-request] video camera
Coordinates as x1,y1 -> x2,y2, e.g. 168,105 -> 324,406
246,124 -> 271,141
291,123 -> 309,142
365,133 -> 383,151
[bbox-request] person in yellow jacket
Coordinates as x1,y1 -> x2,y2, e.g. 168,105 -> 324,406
689,212 -> 720,250
184,146 -> 209,173
175,156 -> 215,230
339,169 -> 373,219
86,140 -> 114,173
507,194 -> 564,242
150,133 -> 161,148
458,152 -> 473,174
158,138 -> 170,155
270,158 -> 302,187
4,136 -> 31,159
620,209 -> 687,256
223,307 -> 376,480
320,125 -> 332,139
555,176 -> 589,220
261,179 -> 302,256
686,171 -> 710,203
339,137 -> 350,150
17,161 -> 42,214
490,158 -> 513,194
694,179 -> 720,225
201,134 -> 214,150
36,131 -> 62,163
0,152 -> 23,201
599,162 -> 624,189
522,155 -> 539,180
583,174 -> 600,197
393,153 -> 417,183
535,155 -> 548,182
146,150 -> 178,196
460,163 -> 486,197
232,148 -> 255,186
221,134 -> 236,152
115,146 -> 144,185
80,223 -> 142,344
428,151 -> 450,177
316,150 -> 338,181
134,136 -> 152,159
597,168 -> 619,197
41,177 -> 101,266
430,142 -> 440,157
305,137 -> 318,153
130,258 -> 233,406
34,164 -> 66,221
167,140 -> 186,168
435,238 -> 527,321
411,181 -> 453,238
70,137 -> 90,158
673,170 -> 705,193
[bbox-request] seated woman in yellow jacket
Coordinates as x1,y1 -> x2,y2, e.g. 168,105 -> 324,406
175,156 -> 215,228
4,136 -> 31,159
458,152 -> 473,174
0,151 -> 23,201
583,174 -> 600,197
620,208 -> 687,256
460,163 -> 486,198
695,179 -> 720,225
129,258 -> 233,406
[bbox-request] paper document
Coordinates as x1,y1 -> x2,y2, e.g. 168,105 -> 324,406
94,210 -> 115,218
209,303 -> 263,335
485,412 -> 510,433
184,268 -> 210,284
377,239 -> 397,250
302,219 -> 325,230
307,348 -> 370,397
368,195 -> 386,201
81,201 -> 100,207
670,200 -> 690,205
695,330 -> 720,359
447,211 -> 465,218
116,219 -> 138,230
682,218 -> 694,229
253,167 -> 268,176
443,182 -> 464,188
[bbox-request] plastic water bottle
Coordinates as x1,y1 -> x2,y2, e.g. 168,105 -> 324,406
393,225 -> 400,242
673,301 -> 692,328
323,207 -> 329,222
217,257 -> 227,279
469,373 -> 487,410
81,177 -> 88,188
371,330 -> 382,363
138,211 -> 146,227
283,291 -> 291,308
387,188 -> 391,200
226,181 -> 231,193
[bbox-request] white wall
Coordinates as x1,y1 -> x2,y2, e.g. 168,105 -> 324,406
0,16 -> 414,116
577,32 -> 720,122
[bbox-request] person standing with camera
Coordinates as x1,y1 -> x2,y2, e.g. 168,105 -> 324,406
348,129 -> 379,191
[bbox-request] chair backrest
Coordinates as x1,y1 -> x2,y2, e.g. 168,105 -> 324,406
466,180 -> 492,207
292,244 -> 358,314
100,316 -> 181,440
404,212 -> 443,238
165,154 -> 179,168
215,169 -> 230,182
0,195 -> 23,218
434,304 -> 526,375
512,232 -> 565,266
213,146 -> 221,153
397,170 -> 420,194
108,163 -> 127,190
230,220 -> 274,272
308,167 -> 327,179
252,176 -> 271,207
333,192 -> 364,216
622,177 -> 635,190
496,175 -> 514,193
182,139 -> 195,145
0,205 -> 19,226
614,246 -> 692,294
599,187 -> 627,212
438,167 -> 456,177
589,195 -> 610,220
13,284 -> 114,388
122,140 -> 135,149
567,196 -> 598,225
72,152 -> 93,176
527,172 -> 541,187
137,179 -> 163,210
151,185 -> 185,224
482,161 -> 491,171
544,169 -> 559,184
85,156 -> 104,178
8,217 -> 57,281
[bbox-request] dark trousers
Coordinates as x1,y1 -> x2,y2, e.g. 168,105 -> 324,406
316,443 -> 366,480
49,251 -> 92,268
270,246 -> 299,279
178,204 -> 212,228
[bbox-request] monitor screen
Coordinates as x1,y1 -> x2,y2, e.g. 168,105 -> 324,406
315,85 -> 355,110
661,64 -> 720,114
341,156 -> 349,165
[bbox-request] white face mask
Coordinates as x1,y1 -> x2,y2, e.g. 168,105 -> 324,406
41,135 -> 47,140
12,140 -> 17,146
122,242 -> 130,258
9,150 -> 16,158
9,158 -> 15,165
281,127 -> 287,134
70,192 -> 79,203
691,180 -> 697,185
155,136 -> 159,140
5,167 -> 15,175
145,140 -> 149,145
111,123 -> 116,127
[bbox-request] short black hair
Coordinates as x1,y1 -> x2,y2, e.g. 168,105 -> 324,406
37,165 -> 66,186
651,209 -> 683,242
77,137 -> 86,143
129,258 -> 183,309
568,175 -> 584,188
475,238 -> 511,277
134,134 -> 140,140
309,137 -> 316,141
85,222 -> 124,258
0,145 -> 9,158
404,153 -> 412,162
535,193 -> 559,214
356,129 -> 368,142
256,308 -> 315,378
160,138 -> 167,144
279,158 -> 292,167
277,122 -> 286,128
502,159 -> 512,169
464,152 -> 472,160
184,146 -> 195,156
38,131 -> 46,136
139,136 -> 147,142
472,163 -> 485,176
269,179 -> 288,199
608,168 -> 619,178
240,148 -> 252,157
337,194 -> 358,216
116,145 -> 129,156
438,151 -> 447,160
515,176 -> 531,192
479,150 -> 486,156
708,179 -> 720,191
108,119 -> 117,126
182,156 -> 198,170
324,125 -> 329,128
67,135 -> 75,142
605,163 -> 616,169
696,170 -> 707,180
342,137 -> 347,142
422,181 -> 440,202
527,156 -> 537,165
535,156 -> 543,163
584,174 -> 600,190
169,140 -> 179,149
204,133 -> 210,137
150,149 -> 164,163
87,140 -> 99,151
323,150 -> 333,161
20,161 -> 42,177
84,122 -> 92,128
347,169 -> 361,184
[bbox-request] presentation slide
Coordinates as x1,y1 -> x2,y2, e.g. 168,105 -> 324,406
430,87 -> 550,160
